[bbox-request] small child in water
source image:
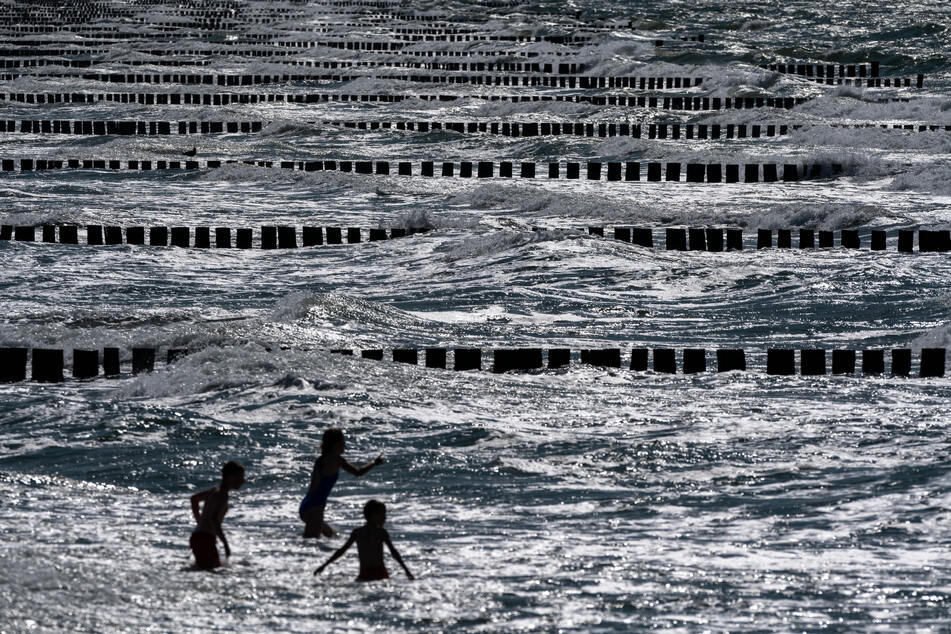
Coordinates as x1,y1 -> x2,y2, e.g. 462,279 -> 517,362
314,500 -> 414,581
189,461 -> 245,569
300,428 -> 384,539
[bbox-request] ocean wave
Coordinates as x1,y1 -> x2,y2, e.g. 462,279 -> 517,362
889,162 -> 951,194
113,343 -> 344,397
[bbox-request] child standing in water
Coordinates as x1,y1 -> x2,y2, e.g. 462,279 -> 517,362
189,461 -> 245,570
314,500 -> 414,581
300,428 -> 384,538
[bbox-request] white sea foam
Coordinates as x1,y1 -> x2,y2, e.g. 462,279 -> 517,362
3,1 -> 951,632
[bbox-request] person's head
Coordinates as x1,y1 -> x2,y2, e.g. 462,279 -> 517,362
321,428 -> 345,456
221,461 -> 245,490
363,499 -> 386,526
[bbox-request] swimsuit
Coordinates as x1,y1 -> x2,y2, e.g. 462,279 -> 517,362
357,565 -> 389,581
299,456 -> 339,519
190,531 -> 221,569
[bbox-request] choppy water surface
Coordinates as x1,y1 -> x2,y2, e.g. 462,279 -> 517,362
2,0 -> 951,631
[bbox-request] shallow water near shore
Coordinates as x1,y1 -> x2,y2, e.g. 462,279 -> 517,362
2,0 -> 951,631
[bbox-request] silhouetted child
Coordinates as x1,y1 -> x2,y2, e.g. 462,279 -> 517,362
314,500 -> 414,581
189,461 -> 245,569
300,428 -> 384,539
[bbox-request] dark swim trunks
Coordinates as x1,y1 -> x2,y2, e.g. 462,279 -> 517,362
190,531 -> 221,569
357,565 -> 390,581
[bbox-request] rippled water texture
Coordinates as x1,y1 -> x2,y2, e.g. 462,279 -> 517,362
1,0 -> 951,631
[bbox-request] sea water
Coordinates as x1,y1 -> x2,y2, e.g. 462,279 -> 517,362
1,0 -> 951,631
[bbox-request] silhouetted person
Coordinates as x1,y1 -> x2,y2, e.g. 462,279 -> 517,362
183,147 -> 197,157
189,461 -> 245,569
300,428 -> 383,538
314,500 -> 414,581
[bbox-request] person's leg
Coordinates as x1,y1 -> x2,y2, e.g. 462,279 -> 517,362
301,505 -> 325,538
321,520 -> 336,538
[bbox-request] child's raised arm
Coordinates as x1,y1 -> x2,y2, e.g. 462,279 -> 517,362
314,530 -> 357,575
383,531 -> 415,580
341,455 -> 384,477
